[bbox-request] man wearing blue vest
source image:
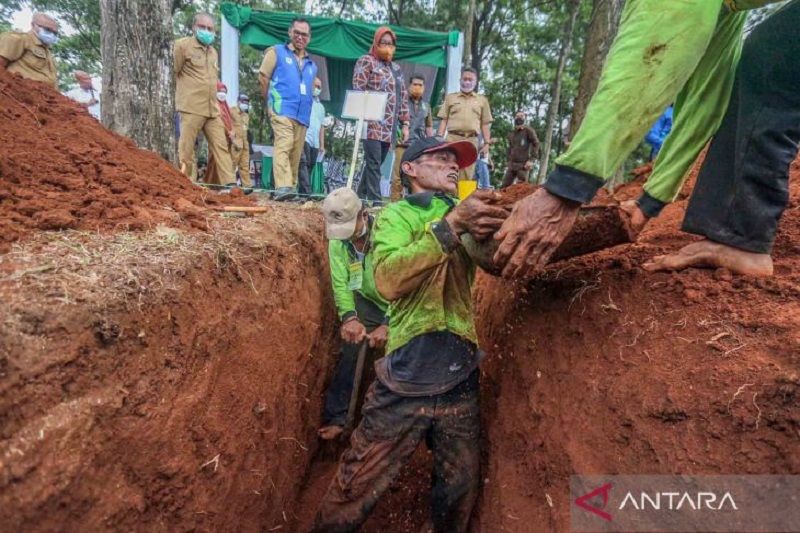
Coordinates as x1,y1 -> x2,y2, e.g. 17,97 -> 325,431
259,18 -> 318,201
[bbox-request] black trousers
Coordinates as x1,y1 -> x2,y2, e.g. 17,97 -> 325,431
314,371 -> 480,533
358,139 -> 390,203
298,142 -> 319,195
322,294 -> 386,426
683,0 -> 800,254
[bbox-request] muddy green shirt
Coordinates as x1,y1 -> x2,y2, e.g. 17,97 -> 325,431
372,192 -> 477,355
328,217 -> 388,321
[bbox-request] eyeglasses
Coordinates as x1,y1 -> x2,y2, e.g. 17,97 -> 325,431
292,30 -> 310,39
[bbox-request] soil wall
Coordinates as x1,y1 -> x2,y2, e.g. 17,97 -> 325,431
0,212 -> 337,532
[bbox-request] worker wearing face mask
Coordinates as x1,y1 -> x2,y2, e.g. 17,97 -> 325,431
437,67 -> 493,181
173,12 -> 234,185
298,77 -> 326,196
0,12 -> 59,87
230,94 -> 252,187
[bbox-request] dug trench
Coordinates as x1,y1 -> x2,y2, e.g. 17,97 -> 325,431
3,168 -> 800,531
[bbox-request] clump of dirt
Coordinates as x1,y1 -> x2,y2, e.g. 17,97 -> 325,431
0,71 -> 247,253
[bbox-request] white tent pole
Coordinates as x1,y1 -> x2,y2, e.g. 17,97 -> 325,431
220,17 -> 240,106
446,32 -> 464,94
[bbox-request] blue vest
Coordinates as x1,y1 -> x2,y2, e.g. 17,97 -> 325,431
268,44 -> 317,127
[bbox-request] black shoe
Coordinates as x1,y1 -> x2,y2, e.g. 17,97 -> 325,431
273,187 -> 296,202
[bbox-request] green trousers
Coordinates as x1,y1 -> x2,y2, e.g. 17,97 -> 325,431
546,0 -> 748,215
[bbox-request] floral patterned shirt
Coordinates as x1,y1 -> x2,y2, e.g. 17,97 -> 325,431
352,54 -> 410,144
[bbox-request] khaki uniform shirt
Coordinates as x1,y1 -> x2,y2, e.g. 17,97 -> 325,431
437,91 -> 492,136
0,31 -> 57,87
174,36 -> 219,118
230,106 -> 249,149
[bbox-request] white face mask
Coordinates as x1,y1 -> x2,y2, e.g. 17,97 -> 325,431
239,103 -> 249,112
216,92 -> 227,101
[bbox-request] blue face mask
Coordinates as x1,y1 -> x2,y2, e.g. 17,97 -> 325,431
36,27 -> 59,47
195,29 -> 215,46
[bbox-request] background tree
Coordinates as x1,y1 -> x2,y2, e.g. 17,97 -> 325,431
570,0 -> 624,136
537,0 -> 582,182
100,0 -> 176,161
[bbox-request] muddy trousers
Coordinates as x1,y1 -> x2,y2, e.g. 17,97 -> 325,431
178,112 -> 234,185
683,0 -> 800,254
322,294 -> 386,427
545,1 -> 747,207
313,371 -> 481,533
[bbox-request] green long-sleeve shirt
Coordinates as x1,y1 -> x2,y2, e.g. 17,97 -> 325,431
545,0 -> 784,217
328,218 -> 388,322
372,192 -> 477,355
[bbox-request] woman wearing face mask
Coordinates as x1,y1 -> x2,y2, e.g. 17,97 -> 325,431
352,27 -> 411,203
204,82 -> 236,186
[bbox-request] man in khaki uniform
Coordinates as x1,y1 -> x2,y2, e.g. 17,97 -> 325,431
437,67 -> 493,181
230,94 -> 252,187
0,13 -> 58,87
258,18 -> 317,200
174,12 -> 233,185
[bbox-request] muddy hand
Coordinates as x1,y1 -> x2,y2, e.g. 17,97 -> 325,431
341,319 -> 366,344
493,188 -> 580,279
367,324 -> 388,349
445,189 -> 511,241
619,200 -> 649,237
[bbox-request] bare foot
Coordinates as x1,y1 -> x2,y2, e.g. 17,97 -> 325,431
643,239 -> 773,277
318,425 -> 344,440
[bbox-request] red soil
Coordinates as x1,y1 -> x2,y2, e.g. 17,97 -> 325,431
1,69 -> 798,531
0,71 -> 246,253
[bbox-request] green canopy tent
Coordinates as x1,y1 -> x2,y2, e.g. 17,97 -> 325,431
219,4 -> 464,193
219,3 -> 463,115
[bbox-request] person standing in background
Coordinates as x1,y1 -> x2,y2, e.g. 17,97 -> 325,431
437,67 -> 493,181
298,77 -> 326,196
174,12 -> 234,185
390,74 -> 433,201
0,12 -> 58,88
352,26 -> 410,204
501,110 -> 539,188
65,70 -> 101,120
230,93 -> 252,187
259,18 -> 317,201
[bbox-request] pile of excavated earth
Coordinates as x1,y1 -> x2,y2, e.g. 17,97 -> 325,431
0,71 -> 797,532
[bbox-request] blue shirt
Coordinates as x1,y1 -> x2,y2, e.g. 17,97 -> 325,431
305,99 -> 326,148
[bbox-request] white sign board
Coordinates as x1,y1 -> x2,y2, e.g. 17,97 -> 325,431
341,90 -> 388,121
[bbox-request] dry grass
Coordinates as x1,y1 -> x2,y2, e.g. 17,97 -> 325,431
0,210 -> 320,320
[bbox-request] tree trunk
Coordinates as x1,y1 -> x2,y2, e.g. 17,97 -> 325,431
537,0 -> 582,183
570,0 -> 624,137
100,0 -> 176,163
463,0 -> 477,67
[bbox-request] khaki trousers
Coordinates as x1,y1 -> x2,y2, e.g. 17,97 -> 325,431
390,145 -> 406,202
178,112 -> 234,185
271,114 -> 307,189
231,140 -> 251,187
446,133 -> 479,181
